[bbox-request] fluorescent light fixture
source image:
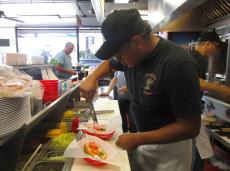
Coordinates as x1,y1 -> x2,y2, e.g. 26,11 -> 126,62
91,0 -> 104,23
22,16 -> 75,24
139,10 -> 148,20
115,0 -> 129,3
164,0 -> 187,8
141,15 -> 148,20
148,11 -> 165,25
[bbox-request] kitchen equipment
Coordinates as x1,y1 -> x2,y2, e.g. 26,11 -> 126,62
75,129 -> 86,142
26,161 -> 65,171
89,102 -> 98,125
95,110 -> 114,115
30,98 -> 43,116
72,98 -> 77,107
42,149 -> 65,161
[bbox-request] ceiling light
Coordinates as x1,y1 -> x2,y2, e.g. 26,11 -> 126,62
21,16 -> 75,24
148,11 -> 165,25
164,0 -> 187,8
139,10 -> 148,20
114,0 -> 129,3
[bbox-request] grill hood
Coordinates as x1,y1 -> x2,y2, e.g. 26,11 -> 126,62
153,0 -> 230,32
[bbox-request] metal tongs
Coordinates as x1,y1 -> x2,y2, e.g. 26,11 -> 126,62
72,98 -> 77,109
89,102 -> 98,125
76,129 -> 86,142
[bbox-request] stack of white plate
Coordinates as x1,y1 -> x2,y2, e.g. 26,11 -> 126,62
0,95 -> 31,139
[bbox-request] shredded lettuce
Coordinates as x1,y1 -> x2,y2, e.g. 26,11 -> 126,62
50,132 -> 75,149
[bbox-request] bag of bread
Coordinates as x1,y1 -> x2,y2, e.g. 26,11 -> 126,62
0,64 -> 32,98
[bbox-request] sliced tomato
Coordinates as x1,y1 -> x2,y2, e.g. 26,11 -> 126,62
88,141 -> 99,149
90,148 -> 99,155
93,125 -> 106,131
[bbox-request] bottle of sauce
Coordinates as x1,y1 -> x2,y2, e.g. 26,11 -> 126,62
71,117 -> 80,133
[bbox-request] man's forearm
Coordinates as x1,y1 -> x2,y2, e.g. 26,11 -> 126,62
200,79 -> 230,99
106,77 -> 117,94
56,65 -> 75,75
79,60 -> 115,100
135,116 -> 201,145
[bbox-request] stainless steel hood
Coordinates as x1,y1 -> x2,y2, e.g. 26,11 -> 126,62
152,0 -> 230,32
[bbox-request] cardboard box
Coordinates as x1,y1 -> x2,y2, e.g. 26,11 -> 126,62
5,53 -> 27,65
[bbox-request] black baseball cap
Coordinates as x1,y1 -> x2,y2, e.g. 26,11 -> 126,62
95,8 -> 146,60
197,31 -> 222,45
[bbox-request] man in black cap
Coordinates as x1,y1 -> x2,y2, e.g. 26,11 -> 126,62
191,31 -> 230,100
80,9 -> 202,171
190,31 -> 230,171
191,31 -> 221,80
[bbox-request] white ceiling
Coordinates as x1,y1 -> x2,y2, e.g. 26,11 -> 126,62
0,0 -> 187,28
0,0 -> 148,27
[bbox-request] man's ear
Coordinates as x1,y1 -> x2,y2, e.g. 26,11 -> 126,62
132,35 -> 144,48
206,41 -> 214,46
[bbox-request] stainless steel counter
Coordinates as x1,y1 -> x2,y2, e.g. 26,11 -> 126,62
203,95 -> 230,150
206,127 -> 230,150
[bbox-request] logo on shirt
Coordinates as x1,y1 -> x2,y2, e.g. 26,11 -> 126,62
143,73 -> 156,95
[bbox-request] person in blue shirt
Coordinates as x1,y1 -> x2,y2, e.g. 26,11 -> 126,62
100,71 -> 137,132
55,42 -> 77,79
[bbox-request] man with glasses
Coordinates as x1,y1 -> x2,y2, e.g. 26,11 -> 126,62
79,9 -> 202,171
100,71 -> 137,133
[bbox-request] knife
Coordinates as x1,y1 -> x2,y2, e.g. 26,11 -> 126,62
90,102 -> 98,125
95,110 -> 114,115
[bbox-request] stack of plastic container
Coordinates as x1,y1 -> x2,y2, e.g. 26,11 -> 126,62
0,95 -> 31,144
40,80 -> 59,103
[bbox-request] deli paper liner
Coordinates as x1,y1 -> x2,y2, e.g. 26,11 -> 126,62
78,119 -> 120,135
64,135 -> 122,166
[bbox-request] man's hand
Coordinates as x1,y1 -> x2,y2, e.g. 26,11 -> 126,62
79,60 -> 115,101
56,64 -> 77,75
71,70 -> 77,75
100,92 -> 109,96
79,76 -> 98,101
116,133 -> 139,152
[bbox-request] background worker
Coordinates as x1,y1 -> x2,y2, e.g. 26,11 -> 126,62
100,71 -> 137,133
190,31 -> 230,171
79,9 -> 202,171
55,42 -> 77,80
191,32 -> 230,100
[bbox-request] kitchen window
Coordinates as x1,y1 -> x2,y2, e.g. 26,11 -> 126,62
16,27 -> 103,67
16,27 -> 78,65
78,27 -> 103,67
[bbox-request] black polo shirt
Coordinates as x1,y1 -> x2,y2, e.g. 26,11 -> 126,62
110,38 -> 202,132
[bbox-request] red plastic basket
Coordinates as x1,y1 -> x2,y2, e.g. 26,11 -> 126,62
82,129 -> 115,140
83,158 -> 106,167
